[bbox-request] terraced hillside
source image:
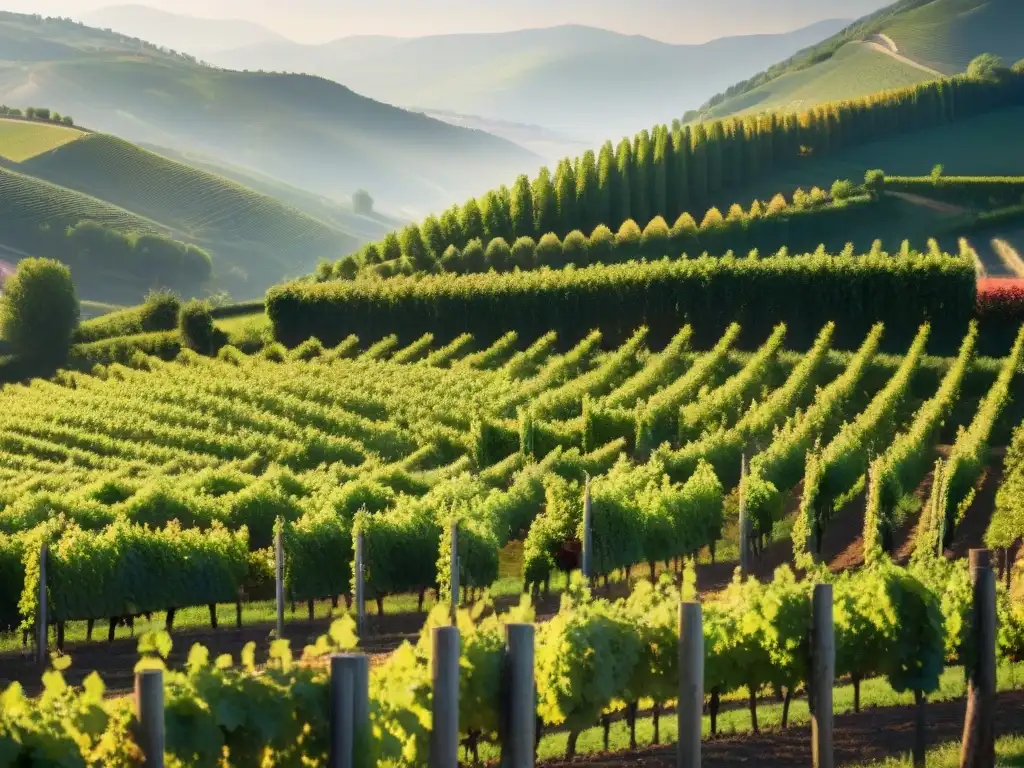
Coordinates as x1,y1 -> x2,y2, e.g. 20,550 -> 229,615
139,142 -> 401,243
0,119 -> 365,302
886,0 -> 1024,75
700,41 -> 933,119
20,134 -> 357,291
0,13 -> 539,214
697,0 -> 1024,120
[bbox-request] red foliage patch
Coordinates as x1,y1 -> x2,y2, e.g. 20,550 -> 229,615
977,278 -> 1024,321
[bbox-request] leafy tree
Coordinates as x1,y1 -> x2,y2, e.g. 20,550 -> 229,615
562,230 -> 589,267
482,189 -> 512,243
0,257 -> 78,368
421,216 -> 446,259
460,199 -> 485,243
61,115 -> 74,126
380,231 -> 402,263
510,175 -> 534,239
440,244 -> 463,274
651,127 -> 669,217
440,205 -> 464,248
535,233 -> 564,269
361,243 -> 382,265
588,224 -> 614,264
615,219 -> 642,260
461,238 -> 486,273
670,212 -> 698,255
400,225 -> 433,273
967,53 -> 1006,80
484,237 -> 512,272
510,236 -> 537,271
831,179 -> 855,201
1014,59 -> 1024,74
640,216 -> 670,257
532,168 -> 558,236
351,188 -> 374,215
864,169 -> 886,200
178,299 -> 217,355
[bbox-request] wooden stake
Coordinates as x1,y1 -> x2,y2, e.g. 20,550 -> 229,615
960,549 -> 996,768
677,602 -> 703,768
811,584 -> 834,768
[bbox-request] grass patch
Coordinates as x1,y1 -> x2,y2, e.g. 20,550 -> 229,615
0,118 -> 83,162
854,734 -> 1024,767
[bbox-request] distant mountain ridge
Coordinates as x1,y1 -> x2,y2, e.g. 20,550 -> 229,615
83,4 -> 289,57
0,12 -> 539,215
93,13 -> 851,142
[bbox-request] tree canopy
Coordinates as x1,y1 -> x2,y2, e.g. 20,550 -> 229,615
0,257 -> 79,369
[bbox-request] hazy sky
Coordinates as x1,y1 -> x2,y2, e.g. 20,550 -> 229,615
10,0 -> 896,44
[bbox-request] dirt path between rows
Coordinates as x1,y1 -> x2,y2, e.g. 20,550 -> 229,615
543,689 -> 1024,767
887,190 -> 968,216
859,35 -> 945,77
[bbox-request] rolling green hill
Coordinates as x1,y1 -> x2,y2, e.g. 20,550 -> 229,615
18,133 -> 357,292
0,12 -> 539,215
0,119 -> 363,302
138,142 -> 402,243
0,118 -> 82,162
700,41 -> 933,118
885,0 -> 1024,74
696,0 -> 1024,120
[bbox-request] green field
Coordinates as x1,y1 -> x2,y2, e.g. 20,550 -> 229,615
19,134 -> 358,294
698,0 -> 1024,121
706,108 -> 1024,210
0,118 -> 83,162
702,42 -> 932,119
886,0 -> 1024,75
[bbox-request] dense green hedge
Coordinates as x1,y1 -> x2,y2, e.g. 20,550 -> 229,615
74,292 -> 180,343
69,330 -> 182,368
269,249 -> 976,355
888,176 -> 1024,208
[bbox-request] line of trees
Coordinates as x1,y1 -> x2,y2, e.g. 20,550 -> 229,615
0,105 -> 74,126
333,68 -> 1024,278
324,182 -> 881,280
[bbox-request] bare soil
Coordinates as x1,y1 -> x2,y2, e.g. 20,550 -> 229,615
541,690 -> 1024,767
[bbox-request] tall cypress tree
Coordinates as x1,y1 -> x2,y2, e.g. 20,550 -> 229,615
460,198 -> 485,243
672,127 -> 691,216
576,149 -> 600,234
510,174 -> 534,239
596,141 -> 615,228
651,126 -> 669,219
706,121 -> 725,193
613,138 -> 633,225
689,123 -> 709,209
532,167 -> 558,236
555,159 -> 578,233
440,205 -> 464,249
632,129 -> 652,226
421,215 -> 446,259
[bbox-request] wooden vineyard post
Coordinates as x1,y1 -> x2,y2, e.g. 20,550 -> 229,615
501,623 -> 536,768
677,602 -> 703,768
135,668 -> 165,768
431,626 -> 460,768
741,456 -> 749,577
450,521 -> 459,624
960,549 -> 997,768
330,653 -> 369,768
36,544 -> 47,668
354,532 -> 366,637
275,524 -> 284,639
581,474 -> 593,584
811,584 -> 835,768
